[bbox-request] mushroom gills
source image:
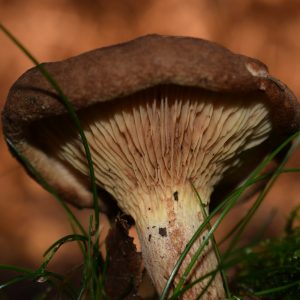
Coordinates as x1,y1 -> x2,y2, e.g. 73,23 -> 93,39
28,85 -> 272,298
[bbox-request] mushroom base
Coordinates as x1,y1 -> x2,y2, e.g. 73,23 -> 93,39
133,184 -> 225,299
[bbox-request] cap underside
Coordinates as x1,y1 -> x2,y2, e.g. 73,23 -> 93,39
24,85 -> 271,215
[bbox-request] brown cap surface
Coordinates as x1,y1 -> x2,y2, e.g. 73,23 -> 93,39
3,34 -> 300,142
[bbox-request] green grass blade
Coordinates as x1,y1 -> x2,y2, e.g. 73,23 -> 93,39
285,204 -> 300,234
0,23 -> 100,232
6,139 -> 86,236
169,272 -> 213,300
253,280 -> 300,297
218,168 -> 299,246
43,234 -> 88,257
0,265 -> 33,274
191,182 -> 231,298
224,132 -> 300,257
0,275 -> 35,290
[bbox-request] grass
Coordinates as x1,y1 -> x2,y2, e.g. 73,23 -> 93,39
1,23 -> 300,299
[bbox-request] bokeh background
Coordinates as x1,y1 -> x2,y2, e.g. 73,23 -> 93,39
1,0 -> 300,298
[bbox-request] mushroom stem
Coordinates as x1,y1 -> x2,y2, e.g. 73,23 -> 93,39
132,184 -> 225,299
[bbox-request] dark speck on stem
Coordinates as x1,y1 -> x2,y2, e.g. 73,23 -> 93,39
173,191 -> 179,201
159,227 -> 167,237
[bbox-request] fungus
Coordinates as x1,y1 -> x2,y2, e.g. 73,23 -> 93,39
3,35 -> 300,299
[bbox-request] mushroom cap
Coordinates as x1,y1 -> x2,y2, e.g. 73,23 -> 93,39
2,34 -> 300,208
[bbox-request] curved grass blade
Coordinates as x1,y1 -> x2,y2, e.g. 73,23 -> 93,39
253,280 -> 300,297
224,131 -> 300,257
43,234 -> 88,258
218,167 -> 300,246
6,139 -> 86,236
191,183 -> 231,298
0,266 -> 76,298
0,265 -> 33,274
285,204 -> 300,234
168,272 -> 214,300
0,23 -> 100,232
0,274 -> 36,290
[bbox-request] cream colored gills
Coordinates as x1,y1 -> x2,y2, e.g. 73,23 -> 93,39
39,86 -> 271,298
53,87 -> 271,214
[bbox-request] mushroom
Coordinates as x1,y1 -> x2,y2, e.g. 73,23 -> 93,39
3,35 -> 300,299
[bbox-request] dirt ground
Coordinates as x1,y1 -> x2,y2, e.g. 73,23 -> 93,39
0,0 -> 300,297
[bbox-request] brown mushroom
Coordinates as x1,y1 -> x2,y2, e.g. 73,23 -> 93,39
2,34 -> 300,299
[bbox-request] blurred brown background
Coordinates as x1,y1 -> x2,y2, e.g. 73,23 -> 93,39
1,0 -> 300,298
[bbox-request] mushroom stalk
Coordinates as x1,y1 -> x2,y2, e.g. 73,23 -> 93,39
132,184 -> 225,299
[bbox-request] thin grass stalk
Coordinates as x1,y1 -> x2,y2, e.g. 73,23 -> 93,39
224,132 -> 300,257
43,234 -> 88,257
196,276 -> 215,300
218,168 -> 300,246
87,215 -> 95,299
0,265 -> 33,274
6,139 -> 86,236
191,182 -> 231,298
168,273 -> 214,299
71,223 -> 88,257
0,23 -> 100,234
254,280 -> 300,297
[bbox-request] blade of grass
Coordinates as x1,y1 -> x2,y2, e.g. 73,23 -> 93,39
0,24 -> 111,299
196,276 -> 215,300
71,223 -> 88,257
219,162 -> 300,248
88,215 -> 95,299
218,168 -> 298,246
0,23 -> 100,234
43,234 -> 88,257
254,280 -> 300,297
7,139 -> 86,236
285,204 -> 300,234
170,250 -> 260,300
169,263 -> 232,300
169,271 -> 215,300
0,266 -> 76,298
0,265 -> 33,274
191,182 -> 231,298
98,250 -> 109,300
224,132 -> 300,257
0,275 -> 36,290
76,218 -> 94,299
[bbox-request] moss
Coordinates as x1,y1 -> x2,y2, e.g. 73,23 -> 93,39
234,205 -> 300,299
